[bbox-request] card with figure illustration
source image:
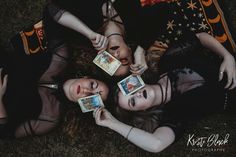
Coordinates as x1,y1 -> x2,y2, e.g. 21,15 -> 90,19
117,75 -> 145,96
93,50 -> 121,76
78,94 -> 104,113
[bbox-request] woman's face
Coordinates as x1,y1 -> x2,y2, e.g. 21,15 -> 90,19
118,85 -> 156,111
63,78 -> 109,102
107,42 -> 133,76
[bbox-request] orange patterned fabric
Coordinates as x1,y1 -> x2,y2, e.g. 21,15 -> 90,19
140,0 -> 171,7
147,0 -> 236,53
11,20 -> 47,55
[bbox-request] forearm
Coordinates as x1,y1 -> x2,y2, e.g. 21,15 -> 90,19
196,32 -> 232,58
109,121 -> 165,153
57,11 -> 94,39
0,100 -> 6,119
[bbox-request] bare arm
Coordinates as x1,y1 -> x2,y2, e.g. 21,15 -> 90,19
0,69 -> 7,119
196,32 -> 232,58
50,6 -> 108,51
130,46 -> 148,75
57,11 -> 95,40
196,32 -> 236,89
94,108 -> 175,153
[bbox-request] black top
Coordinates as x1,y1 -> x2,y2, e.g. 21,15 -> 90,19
113,0 -> 171,49
51,0 -> 104,32
0,51 -> 51,137
44,0 -> 172,50
114,0 -> 207,50
160,84 -> 226,141
43,0 -> 104,50
154,33 -> 230,141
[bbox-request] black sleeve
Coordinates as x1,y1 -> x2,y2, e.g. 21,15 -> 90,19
137,3 -> 171,50
45,3 -> 65,21
159,31 -> 204,74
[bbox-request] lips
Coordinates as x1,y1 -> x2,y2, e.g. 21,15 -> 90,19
77,85 -> 80,94
143,90 -> 147,99
120,58 -> 129,66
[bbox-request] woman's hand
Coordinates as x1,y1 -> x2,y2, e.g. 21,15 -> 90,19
0,68 -> 8,99
219,54 -> 236,90
93,107 -> 118,128
130,46 -> 148,75
89,32 -> 108,51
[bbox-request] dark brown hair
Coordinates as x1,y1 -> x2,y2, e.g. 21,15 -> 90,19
112,87 -> 163,133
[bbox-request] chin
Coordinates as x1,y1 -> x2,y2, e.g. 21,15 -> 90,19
114,66 -> 130,76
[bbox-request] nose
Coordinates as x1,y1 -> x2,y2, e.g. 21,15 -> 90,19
83,88 -> 93,95
113,50 -> 120,59
135,91 -> 142,98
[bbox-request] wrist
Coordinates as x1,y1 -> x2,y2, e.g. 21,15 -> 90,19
109,119 -> 122,130
88,31 -> 96,40
223,53 -> 233,60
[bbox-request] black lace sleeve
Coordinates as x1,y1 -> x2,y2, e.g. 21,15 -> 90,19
46,3 -> 65,22
159,31 -> 204,74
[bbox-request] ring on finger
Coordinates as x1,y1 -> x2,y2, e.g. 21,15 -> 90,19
220,71 -> 223,74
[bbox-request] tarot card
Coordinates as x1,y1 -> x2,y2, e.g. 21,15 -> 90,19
78,94 -> 104,113
117,75 -> 145,96
93,50 -> 121,76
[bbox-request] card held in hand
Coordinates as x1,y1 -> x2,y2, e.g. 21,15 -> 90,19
93,51 -> 121,76
117,75 -> 145,96
78,94 -> 104,113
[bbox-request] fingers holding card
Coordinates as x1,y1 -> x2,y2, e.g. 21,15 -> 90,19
78,94 -> 104,113
93,51 -> 121,76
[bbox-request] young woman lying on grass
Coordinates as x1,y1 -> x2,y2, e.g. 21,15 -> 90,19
0,45 -> 109,138
93,32 -> 236,153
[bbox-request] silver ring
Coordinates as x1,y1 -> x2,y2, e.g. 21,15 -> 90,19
220,71 -> 223,74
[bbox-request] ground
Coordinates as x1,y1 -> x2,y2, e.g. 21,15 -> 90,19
0,0 -> 236,157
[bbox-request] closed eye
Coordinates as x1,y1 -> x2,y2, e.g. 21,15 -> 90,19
128,97 -> 135,108
90,81 -> 98,90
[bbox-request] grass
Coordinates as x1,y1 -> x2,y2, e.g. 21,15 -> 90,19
0,0 -> 236,157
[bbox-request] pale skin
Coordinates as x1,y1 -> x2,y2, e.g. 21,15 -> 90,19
53,3 -> 139,76
196,32 -> 236,89
56,11 -> 108,51
0,69 -> 7,119
132,32 -> 236,90
51,3 -> 236,81
0,46 -> 109,137
93,33 -> 236,153
94,107 -> 175,153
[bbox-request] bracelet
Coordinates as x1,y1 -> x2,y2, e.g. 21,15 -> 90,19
126,126 -> 134,139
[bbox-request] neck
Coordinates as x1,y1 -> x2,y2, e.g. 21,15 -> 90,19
104,21 -> 124,38
152,82 -> 169,107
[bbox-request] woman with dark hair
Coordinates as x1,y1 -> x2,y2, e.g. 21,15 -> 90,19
43,0 -> 137,77
0,44 -> 109,138
43,0 -> 236,78
93,32 -> 236,153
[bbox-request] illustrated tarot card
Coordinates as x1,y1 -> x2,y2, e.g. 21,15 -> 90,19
93,50 -> 121,76
78,94 -> 104,113
117,75 -> 145,96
